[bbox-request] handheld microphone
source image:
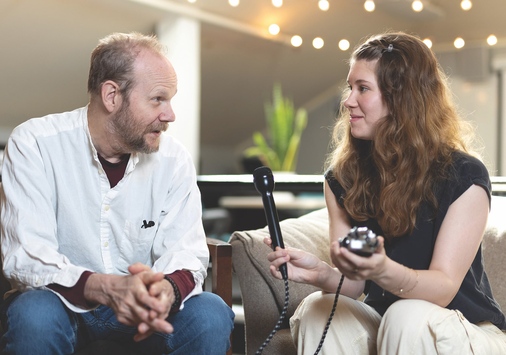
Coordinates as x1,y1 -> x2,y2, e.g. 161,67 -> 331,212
253,166 -> 288,280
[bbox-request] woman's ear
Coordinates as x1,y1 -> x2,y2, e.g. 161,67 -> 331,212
101,80 -> 121,113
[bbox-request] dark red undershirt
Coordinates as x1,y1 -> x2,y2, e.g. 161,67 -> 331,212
48,153 -> 195,312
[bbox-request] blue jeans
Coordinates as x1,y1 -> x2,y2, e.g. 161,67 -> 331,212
0,289 -> 234,354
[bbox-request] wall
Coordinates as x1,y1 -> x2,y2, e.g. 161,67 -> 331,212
436,45 -> 501,175
451,75 -> 499,174
199,80 -> 500,175
198,93 -> 340,175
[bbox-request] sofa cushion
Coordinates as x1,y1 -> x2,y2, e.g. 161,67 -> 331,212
482,195 -> 506,311
232,208 -> 330,312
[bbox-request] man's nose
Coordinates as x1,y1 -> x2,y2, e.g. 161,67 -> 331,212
159,102 -> 175,122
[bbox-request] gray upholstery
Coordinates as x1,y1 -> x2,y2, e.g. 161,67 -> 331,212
230,196 -> 506,355
482,195 -> 506,310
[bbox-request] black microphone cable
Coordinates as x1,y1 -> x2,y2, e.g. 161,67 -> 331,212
255,273 -> 346,355
313,274 -> 345,355
255,276 -> 290,355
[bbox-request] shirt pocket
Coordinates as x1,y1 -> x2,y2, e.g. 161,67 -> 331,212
118,219 -> 156,266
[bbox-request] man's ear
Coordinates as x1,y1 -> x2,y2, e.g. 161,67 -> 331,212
101,81 -> 122,113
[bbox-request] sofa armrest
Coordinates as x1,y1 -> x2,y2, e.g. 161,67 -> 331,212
206,237 -> 233,355
206,237 -> 233,307
482,195 -> 506,311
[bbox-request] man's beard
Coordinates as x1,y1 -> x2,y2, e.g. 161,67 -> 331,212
110,101 -> 168,154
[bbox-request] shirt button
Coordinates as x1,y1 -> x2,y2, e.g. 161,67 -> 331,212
104,205 -> 110,211
103,242 -> 109,247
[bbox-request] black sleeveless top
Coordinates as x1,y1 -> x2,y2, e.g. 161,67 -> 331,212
325,151 -> 506,330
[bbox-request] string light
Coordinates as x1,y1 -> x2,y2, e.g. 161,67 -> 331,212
215,1 -> 499,52
291,35 -> 303,47
461,0 -> 472,11
487,35 -> 498,46
412,0 -> 424,12
272,0 -> 282,8
318,0 -> 330,11
364,0 -> 375,12
313,37 -> 324,49
454,37 -> 465,49
268,24 -> 280,35
422,38 -> 433,48
338,39 -> 350,51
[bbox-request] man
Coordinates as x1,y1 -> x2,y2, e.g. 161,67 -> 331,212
0,32 -> 234,354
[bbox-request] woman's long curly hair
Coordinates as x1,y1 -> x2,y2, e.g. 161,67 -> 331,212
326,32 -> 477,238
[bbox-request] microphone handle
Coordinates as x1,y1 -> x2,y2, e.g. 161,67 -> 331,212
262,192 -> 288,280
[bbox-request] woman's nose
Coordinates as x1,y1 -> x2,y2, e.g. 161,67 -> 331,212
344,93 -> 356,108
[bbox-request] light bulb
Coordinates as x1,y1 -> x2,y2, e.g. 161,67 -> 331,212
412,0 -> 423,12
364,0 -> 375,12
228,0 -> 239,6
291,35 -> 303,47
461,0 -> 472,11
313,37 -> 324,49
268,24 -> 280,36
318,0 -> 330,11
338,39 -> 350,51
487,35 -> 498,46
272,0 -> 283,8
454,37 -> 465,49
422,38 -> 432,48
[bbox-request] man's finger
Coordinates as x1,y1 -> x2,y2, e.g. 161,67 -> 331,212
128,263 -> 151,275
133,318 -> 173,342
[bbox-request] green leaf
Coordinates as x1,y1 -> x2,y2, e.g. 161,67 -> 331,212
244,83 -> 307,172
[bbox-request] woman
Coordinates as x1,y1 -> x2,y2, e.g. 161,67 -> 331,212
266,32 -> 506,354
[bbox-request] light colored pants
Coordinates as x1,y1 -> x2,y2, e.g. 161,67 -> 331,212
290,291 -> 506,355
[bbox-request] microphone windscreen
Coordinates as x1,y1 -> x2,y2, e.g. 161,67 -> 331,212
253,166 -> 274,194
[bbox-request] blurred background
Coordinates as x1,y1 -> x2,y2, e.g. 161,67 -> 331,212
1,0 -> 506,175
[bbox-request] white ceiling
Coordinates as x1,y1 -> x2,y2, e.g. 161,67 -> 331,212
1,0 -> 506,149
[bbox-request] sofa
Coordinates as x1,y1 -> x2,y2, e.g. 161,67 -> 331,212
230,195 -> 506,355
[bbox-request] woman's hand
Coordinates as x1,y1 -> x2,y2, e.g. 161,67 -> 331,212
264,237 -> 330,287
330,236 -> 389,281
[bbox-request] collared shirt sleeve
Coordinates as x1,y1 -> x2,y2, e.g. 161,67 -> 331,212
0,109 -> 92,310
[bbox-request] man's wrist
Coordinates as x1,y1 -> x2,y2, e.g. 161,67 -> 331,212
48,271 -> 96,308
84,273 -> 115,306
164,276 -> 181,313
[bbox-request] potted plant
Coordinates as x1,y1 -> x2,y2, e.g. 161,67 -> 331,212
244,84 -> 308,172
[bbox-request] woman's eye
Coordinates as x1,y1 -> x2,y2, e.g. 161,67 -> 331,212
359,86 -> 369,93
